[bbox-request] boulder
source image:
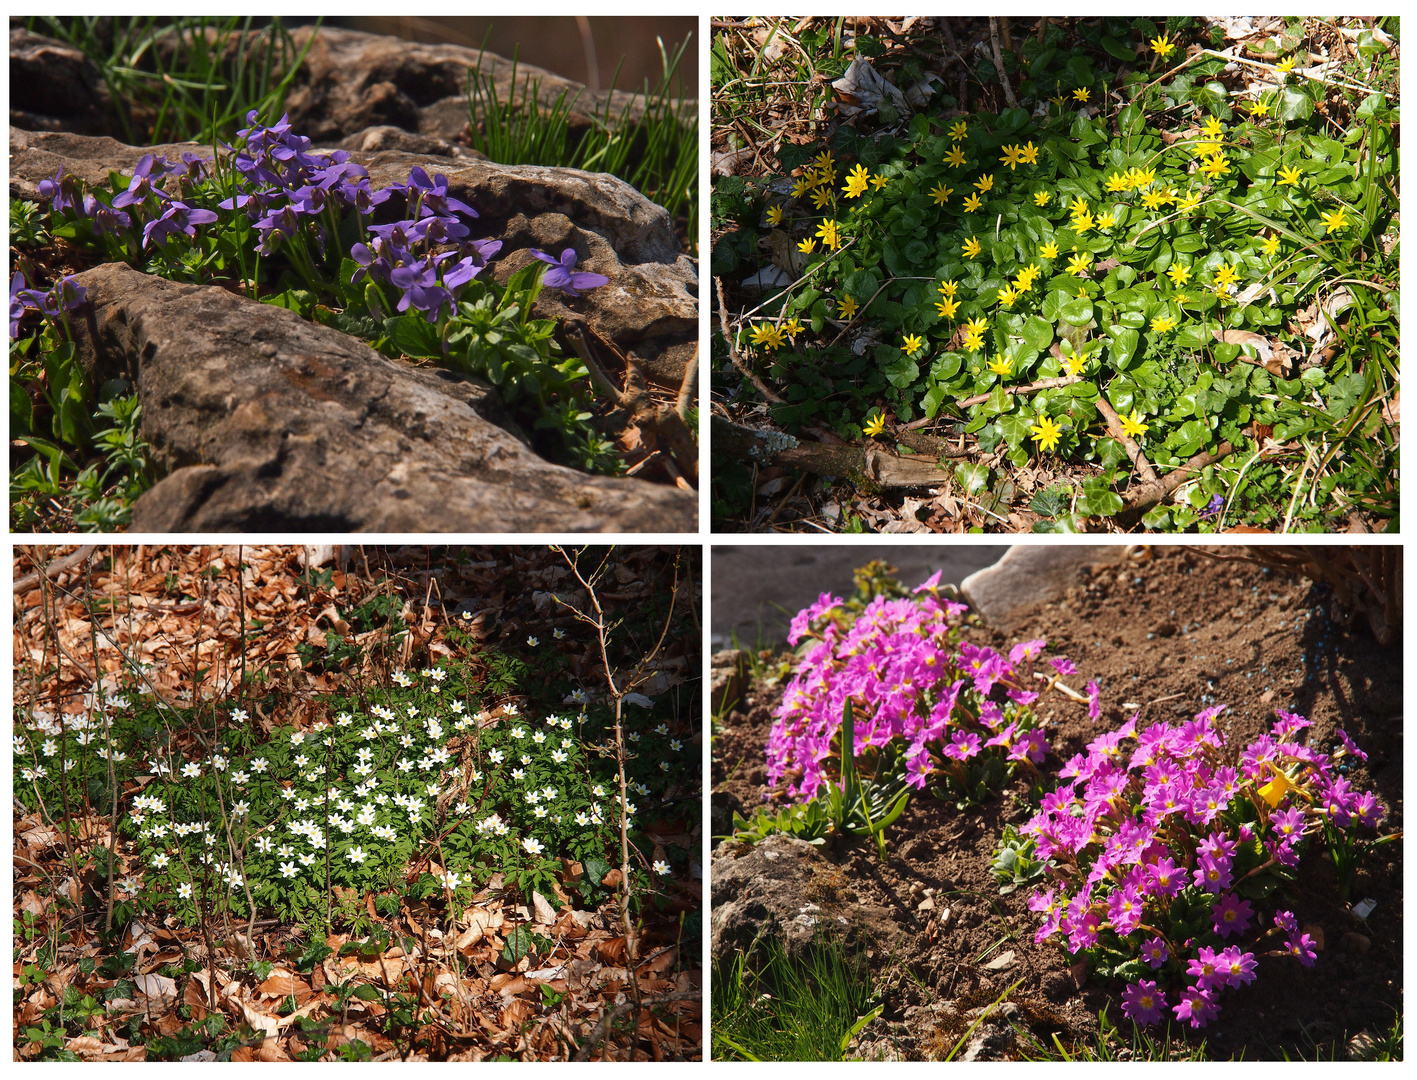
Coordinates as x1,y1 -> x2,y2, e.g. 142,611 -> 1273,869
280,26 -> 663,147
9,128 -> 696,383
8,28 -> 113,136
960,545 -> 1132,630
64,262 -> 695,532
711,834 -> 896,965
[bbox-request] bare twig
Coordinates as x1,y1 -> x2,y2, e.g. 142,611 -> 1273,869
570,988 -> 701,1062
988,18 -> 1019,107
1121,441 -> 1237,513
1094,395 -> 1160,485
13,544 -> 96,593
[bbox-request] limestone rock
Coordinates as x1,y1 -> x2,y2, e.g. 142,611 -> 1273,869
9,28 -> 113,136
66,262 -> 695,533
10,127 -> 696,383
960,545 -> 1131,630
280,26 -> 661,147
711,834 -> 896,965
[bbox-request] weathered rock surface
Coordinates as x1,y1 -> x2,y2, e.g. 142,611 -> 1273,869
65,262 -> 695,532
9,28 -> 114,136
960,545 -> 1134,630
281,26 -> 665,147
711,834 -> 897,965
10,126 -> 697,384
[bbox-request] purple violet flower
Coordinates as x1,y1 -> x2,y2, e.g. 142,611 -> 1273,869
530,248 -> 609,297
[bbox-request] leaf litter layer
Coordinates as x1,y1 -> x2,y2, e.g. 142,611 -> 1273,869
13,544 -> 702,1061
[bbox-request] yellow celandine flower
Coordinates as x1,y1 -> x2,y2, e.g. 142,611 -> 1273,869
1201,115 -> 1224,139
902,332 -> 925,354
1031,414 -> 1063,452
963,317 -> 989,339
962,330 -> 986,353
1097,210 -> 1117,229
1076,285 -> 1089,298
935,296 -> 960,319
1212,264 -> 1239,289
1320,208 -> 1349,234
1017,142 -> 1039,166
871,173 -> 889,191
1061,353 -> 1085,377
863,412 -> 886,437
782,317 -> 803,339
1034,191 -> 1051,206
838,295 -> 859,319
1049,92 -> 1067,108
930,181 -> 954,206
1129,166 -> 1157,190
1105,172 -> 1131,193
1150,314 -> 1176,334
1249,99 -> 1271,117
1014,263 -> 1041,291
1065,252 -> 1091,276
1000,144 -> 1023,170
944,143 -> 968,168
949,120 -> 968,141
810,186 -> 832,209
1278,164 -> 1303,186
1070,196 -> 1090,215
988,355 -> 1013,375
1192,136 -> 1222,158
750,323 -> 785,350
816,219 -> 841,249
1072,87 -> 1091,104
1176,291 -> 1189,303
975,174 -> 994,193
963,193 -> 983,213
1276,56 -> 1297,74
1120,409 -> 1150,439
766,205 -> 784,225
1177,191 -> 1203,213
1166,263 -> 1191,286
1140,190 -> 1167,210
1151,35 -> 1176,59
1039,240 -> 1060,260
798,237 -> 817,255
1260,233 -> 1280,256
791,177 -> 811,199
938,279 -> 959,298
997,285 -> 1019,309
843,163 -> 871,198
962,236 -> 983,259
813,164 -> 836,187
1072,208 -> 1095,233
1200,154 -> 1231,180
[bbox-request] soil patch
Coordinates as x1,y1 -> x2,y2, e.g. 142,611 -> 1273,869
712,546 -> 1402,1059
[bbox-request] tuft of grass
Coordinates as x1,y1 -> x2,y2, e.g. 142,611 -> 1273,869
712,933 -> 881,1061
464,35 -> 697,241
1011,1003 -> 1210,1061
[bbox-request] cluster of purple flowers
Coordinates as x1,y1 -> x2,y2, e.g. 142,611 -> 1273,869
40,150 -> 216,248
768,572 -> 1062,802
27,110 -> 609,329
1022,705 -> 1382,1029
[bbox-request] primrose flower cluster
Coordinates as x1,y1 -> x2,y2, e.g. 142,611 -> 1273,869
1023,705 -> 1384,1029
768,571 -> 1072,802
14,109 -> 606,336
15,664 -> 676,923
